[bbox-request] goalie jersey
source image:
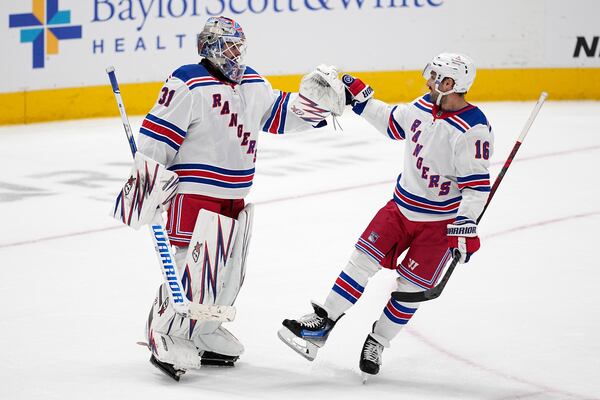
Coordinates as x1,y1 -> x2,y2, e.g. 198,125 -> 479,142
137,63 -> 312,199
356,93 -> 494,223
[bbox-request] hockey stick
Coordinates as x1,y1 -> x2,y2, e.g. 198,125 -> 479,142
106,66 -> 235,322
391,92 -> 548,303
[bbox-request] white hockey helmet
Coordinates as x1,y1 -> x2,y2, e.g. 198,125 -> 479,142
422,53 -> 476,94
197,16 -> 247,83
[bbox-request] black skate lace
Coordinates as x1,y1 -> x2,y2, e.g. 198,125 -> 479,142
299,313 -> 324,328
363,339 -> 382,363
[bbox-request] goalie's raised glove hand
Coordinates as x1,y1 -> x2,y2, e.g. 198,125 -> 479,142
341,74 -> 374,106
447,220 -> 480,263
291,64 -> 345,125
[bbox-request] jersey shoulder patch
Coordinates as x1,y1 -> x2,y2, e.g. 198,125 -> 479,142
171,64 -> 222,90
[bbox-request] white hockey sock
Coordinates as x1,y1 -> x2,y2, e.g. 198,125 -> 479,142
324,249 -> 380,320
373,277 -> 421,345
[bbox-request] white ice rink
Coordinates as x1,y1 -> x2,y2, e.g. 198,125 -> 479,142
1,100 -> 599,399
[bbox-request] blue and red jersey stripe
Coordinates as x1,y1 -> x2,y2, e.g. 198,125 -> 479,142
387,106 -> 405,140
140,113 -> 187,151
393,178 -> 462,216
169,164 -> 254,189
262,91 -> 291,134
457,173 -> 491,192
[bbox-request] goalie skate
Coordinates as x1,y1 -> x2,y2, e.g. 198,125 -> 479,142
277,326 -> 320,361
150,355 -> 185,382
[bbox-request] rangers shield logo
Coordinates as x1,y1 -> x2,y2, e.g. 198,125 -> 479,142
368,231 -> 380,243
192,241 -> 202,263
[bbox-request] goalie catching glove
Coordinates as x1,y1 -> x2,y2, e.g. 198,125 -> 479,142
290,64 -> 345,125
112,152 -> 178,230
447,219 -> 480,263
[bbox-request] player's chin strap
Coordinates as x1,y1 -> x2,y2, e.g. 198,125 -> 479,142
433,84 -> 456,106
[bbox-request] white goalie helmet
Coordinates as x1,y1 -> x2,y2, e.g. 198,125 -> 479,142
197,16 -> 247,83
422,53 -> 476,95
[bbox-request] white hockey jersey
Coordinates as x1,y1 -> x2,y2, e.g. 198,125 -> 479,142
356,93 -> 494,223
137,63 -> 313,199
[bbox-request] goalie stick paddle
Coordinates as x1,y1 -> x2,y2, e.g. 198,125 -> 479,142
106,66 -> 235,322
391,92 -> 549,303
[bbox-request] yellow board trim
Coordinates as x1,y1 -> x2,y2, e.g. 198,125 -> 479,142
1,68 -> 598,125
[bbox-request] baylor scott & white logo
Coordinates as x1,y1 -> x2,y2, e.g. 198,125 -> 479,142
8,0 -> 83,69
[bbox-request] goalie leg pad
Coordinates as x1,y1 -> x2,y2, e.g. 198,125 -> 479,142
187,205 -> 254,334
220,203 -> 254,306
182,207 -> 252,336
182,209 -> 238,308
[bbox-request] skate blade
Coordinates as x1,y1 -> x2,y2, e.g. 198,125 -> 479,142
277,327 -> 319,361
361,372 -> 369,384
150,355 -> 185,382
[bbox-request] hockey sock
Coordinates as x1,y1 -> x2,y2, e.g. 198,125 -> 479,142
324,250 -> 380,320
373,277 -> 421,344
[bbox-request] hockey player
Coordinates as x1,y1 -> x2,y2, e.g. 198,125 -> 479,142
278,53 -> 494,378
113,16 -> 345,381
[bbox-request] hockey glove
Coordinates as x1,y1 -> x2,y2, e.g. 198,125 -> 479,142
341,74 -> 374,106
112,152 -> 179,230
290,64 -> 345,125
447,220 -> 480,263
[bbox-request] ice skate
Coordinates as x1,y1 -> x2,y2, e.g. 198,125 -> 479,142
359,332 -> 384,379
200,351 -> 239,367
149,355 -> 186,382
278,302 -> 340,361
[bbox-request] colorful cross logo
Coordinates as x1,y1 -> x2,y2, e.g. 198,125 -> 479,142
9,0 -> 82,69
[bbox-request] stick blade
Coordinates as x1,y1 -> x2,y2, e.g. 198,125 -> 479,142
391,288 -> 440,303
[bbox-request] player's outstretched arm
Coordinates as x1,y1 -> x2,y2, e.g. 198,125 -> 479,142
261,65 -> 345,133
342,74 -> 407,141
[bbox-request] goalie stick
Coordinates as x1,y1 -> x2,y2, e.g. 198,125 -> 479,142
106,66 -> 235,322
392,92 -> 548,303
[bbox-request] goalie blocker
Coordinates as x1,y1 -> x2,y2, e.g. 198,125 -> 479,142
113,152 -> 178,230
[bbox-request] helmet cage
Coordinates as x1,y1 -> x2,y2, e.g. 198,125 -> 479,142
197,17 -> 247,83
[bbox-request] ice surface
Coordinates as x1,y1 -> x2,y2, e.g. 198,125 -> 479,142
0,101 -> 598,399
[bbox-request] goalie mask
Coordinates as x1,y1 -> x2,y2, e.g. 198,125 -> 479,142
422,53 -> 476,105
197,16 -> 247,83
